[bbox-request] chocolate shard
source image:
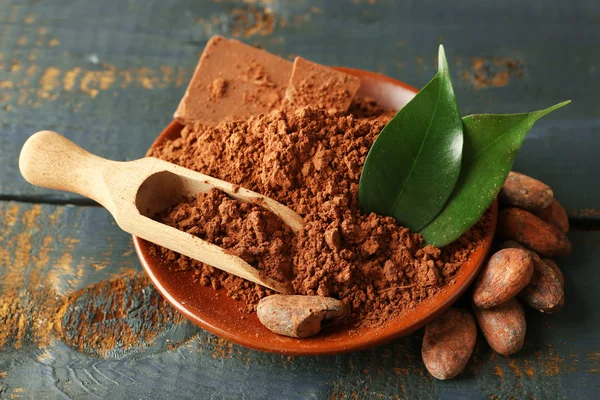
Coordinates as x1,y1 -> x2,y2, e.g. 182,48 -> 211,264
175,35 -> 293,126
281,57 -> 361,114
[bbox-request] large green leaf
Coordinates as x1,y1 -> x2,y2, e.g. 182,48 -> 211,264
358,45 -> 463,231
420,101 -> 571,246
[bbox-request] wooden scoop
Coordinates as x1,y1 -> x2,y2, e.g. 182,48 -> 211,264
19,130 -> 303,294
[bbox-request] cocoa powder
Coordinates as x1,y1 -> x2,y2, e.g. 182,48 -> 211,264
149,99 -> 489,325
148,189 -> 294,312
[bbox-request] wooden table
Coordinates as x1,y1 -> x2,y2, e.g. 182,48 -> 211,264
1,1 -> 598,398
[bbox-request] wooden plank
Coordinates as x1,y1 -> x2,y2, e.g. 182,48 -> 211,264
1,0 -> 599,396
0,0 -> 598,219
0,201 -> 598,399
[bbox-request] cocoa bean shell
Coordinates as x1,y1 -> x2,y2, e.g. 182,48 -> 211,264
498,208 -> 572,257
472,248 -> 534,309
257,295 -> 345,338
533,199 -> 570,233
422,307 -> 477,380
502,241 -> 565,313
519,260 -> 565,313
473,298 -> 526,356
499,171 -> 554,211
542,258 -> 565,288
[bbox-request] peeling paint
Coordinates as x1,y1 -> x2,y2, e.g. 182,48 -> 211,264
462,57 -> 525,89
492,365 -> 504,380
0,61 -> 191,110
38,67 -> 61,99
573,208 -> 600,218
231,6 -> 276,37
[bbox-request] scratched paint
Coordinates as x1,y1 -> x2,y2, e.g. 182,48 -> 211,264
0,285 -> 61,349
204,336 -> 234,359
0,204 -> 20,279
1,63 -> 190,106
507,358 -> 522,378
60,274 -> 187,357
0,0 -> 599,397
0,203 -> 172,355
0,270 -> 188,355
0,14 -> 191,110
1,205 -> 40,295
196,3 -> 278,38
540,345 -> 563,376
230,6 -> 276,37
461,57 -> 525,89
573,208 -> 600,218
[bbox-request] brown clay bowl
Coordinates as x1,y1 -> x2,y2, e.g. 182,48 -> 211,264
133,67 -> 498,356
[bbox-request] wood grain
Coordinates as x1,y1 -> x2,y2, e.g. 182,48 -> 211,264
0,202 -> 599,399
0,0 -> 599,398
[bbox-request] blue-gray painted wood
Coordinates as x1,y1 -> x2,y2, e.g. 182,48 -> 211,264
0,0 -> 599,398
0,204 -> 598,398
0,0 -> 598,219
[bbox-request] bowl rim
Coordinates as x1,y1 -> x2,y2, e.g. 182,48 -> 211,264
133,67 -> 497,355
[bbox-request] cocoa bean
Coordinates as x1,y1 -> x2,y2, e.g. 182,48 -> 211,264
500,171 -> 553,211
422,307 -> 477,380
473,298 -> 526,356
498,208 -> 572,257
502,241 -> 564,313
533,199 -> 569,233
473,248 -> 534,308
257,295 -> 345,338
542,258 -> 565,288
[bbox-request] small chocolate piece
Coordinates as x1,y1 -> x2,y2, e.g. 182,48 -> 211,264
257,295 -> 345,338
175,35 -> 292,126
281,57 -> 361,113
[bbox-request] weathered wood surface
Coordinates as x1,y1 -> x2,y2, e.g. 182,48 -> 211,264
0,0 -> 599,399
0,202 -> 598,399
0,0 -> 598,219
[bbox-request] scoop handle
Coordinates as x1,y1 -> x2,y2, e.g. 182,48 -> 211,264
19,130 -> 113,207
19,131 -> 296,294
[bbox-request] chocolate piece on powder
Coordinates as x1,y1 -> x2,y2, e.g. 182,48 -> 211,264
175,35 -> 292,126
281,57 -> 361,113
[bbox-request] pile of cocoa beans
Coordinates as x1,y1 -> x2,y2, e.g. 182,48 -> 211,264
422,171 -> 571,380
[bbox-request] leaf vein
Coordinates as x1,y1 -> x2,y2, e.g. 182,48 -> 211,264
470,124 -> 523,160
391,79 -> 443,212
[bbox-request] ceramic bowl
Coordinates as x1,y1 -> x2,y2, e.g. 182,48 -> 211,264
133,67 -> 497,355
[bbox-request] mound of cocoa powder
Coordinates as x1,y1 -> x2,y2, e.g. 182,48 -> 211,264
149,98 -> 489,325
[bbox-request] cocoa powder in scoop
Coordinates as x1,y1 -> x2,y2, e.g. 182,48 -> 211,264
148,189 -> 295,312
149,99 -> 489,325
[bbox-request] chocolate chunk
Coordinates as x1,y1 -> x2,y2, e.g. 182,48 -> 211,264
281,57 -> 361,113
175,36 -> 292,126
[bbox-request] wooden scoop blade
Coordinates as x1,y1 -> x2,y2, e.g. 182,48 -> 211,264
19,130 -> 300,294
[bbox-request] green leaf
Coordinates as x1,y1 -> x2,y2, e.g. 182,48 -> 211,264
358,45 -> 463,231
420,100 -> 571,247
